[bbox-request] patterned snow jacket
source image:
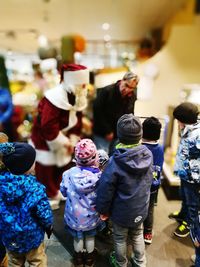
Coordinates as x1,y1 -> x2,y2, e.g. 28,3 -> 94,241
60,166 -> 102,232
0,171 -> 53,253
174,122 -> 200,183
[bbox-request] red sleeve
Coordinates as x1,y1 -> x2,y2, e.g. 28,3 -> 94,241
39,99 -> 61,141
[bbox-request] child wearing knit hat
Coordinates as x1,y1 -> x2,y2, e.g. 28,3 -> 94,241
96,113 -> 153,267
142,117 -> 164,244
0,142 -> 53,267
60,138 -> 105,267
96,149 -> 113,242
98,149 -> 109,171
0,132 -> 8,171
168,102 -> 200,266
0,132 -> 8,267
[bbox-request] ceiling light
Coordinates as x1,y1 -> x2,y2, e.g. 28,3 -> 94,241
102,23 -> 110,30
38,35 -> 48,47
104,34 -> 111,42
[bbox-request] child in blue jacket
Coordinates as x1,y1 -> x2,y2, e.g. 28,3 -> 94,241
0,132 -> 9,267
142,117 -> 164,244
169,102 -> 200,266
60,138 -> 105,267
0,142 -> 53,267
97,114 -> 153,267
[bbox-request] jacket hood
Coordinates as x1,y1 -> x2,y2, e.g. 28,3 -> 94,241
70,166 -> 100,194
0,171 -> 52,253
181,121 -> 200,138
0,172 -> 29,204
113,145 -> 152,175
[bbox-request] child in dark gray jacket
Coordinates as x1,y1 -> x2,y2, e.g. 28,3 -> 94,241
97,114 -> 153,267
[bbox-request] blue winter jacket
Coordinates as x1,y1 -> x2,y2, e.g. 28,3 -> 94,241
96,145 -> 153,228
0,171 -> 53,253
0,88 -> 13,124
174,122 -> 200,183
142,142 -> 164,192
60,166 -> 102,232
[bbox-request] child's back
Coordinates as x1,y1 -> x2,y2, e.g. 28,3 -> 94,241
0,142 -> 53,266
61,165 -> 102,232
0,169 -> 52,253
97,143 -> 152,227
0,133 -> 9,267
142,117 -> 164,244
97,114 -> 153,267
60,138 -> 104,267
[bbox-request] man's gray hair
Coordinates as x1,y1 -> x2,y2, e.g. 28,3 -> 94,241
123,71 -> 139,83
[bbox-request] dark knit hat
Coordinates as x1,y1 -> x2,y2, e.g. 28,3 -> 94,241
0,142 -> 36,175
117,114 -> 142,144
173,102 -> 199,124
142,117 -> 161,141
98,149 -> 109,167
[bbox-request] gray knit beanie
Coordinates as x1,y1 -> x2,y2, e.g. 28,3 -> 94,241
117,114 -> 142,144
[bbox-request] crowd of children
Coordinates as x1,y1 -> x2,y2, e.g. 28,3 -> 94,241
0,140 -> 53,267
0,101 -> 199,267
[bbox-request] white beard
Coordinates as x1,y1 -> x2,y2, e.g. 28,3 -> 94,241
45,84 -> 88,131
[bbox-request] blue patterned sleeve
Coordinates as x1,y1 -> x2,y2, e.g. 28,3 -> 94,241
34,188 -> 53,228
0,143 -> 15,155
188,137 -> 200,182
60,170 -> 69,198
0,89 -> 13,124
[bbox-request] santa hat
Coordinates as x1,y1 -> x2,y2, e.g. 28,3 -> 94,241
75,138 -> 98,166
60,64 -> 89,85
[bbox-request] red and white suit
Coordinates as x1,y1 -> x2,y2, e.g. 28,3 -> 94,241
31,83 -> 88,197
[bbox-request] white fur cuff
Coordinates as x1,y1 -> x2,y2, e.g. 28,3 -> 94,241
47,131 -> 70,151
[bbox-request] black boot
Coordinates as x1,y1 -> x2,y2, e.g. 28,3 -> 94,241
85,251 -> 95,267
73,251 -> 84,267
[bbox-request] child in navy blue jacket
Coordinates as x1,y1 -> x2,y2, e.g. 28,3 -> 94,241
97,114 -> 153,267
0,132 -> 9,267
142,117 -> 164,244
0,142 -> 53,267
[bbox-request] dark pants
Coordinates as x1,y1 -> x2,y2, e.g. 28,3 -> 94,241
195,247 -> 200,267
143,190 -> 157,234
179,179 -> 200,226
0,238 -> 6,262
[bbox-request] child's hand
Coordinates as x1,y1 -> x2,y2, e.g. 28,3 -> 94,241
100,214 -> 109,221
194,237 -> 200,247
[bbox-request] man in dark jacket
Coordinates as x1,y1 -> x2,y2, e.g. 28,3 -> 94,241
96,114 -> 153,267
93,72 -> 139,154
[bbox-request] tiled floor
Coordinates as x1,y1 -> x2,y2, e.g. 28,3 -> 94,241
45,188 -> 194,267
45,234 -> 72,267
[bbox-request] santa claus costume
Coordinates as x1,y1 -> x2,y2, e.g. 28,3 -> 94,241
31,64 -> 89,209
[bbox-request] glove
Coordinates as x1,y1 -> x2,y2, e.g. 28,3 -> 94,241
45,225 -> 53,239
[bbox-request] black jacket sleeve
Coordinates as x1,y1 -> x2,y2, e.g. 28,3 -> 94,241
93,87 -> 113,136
